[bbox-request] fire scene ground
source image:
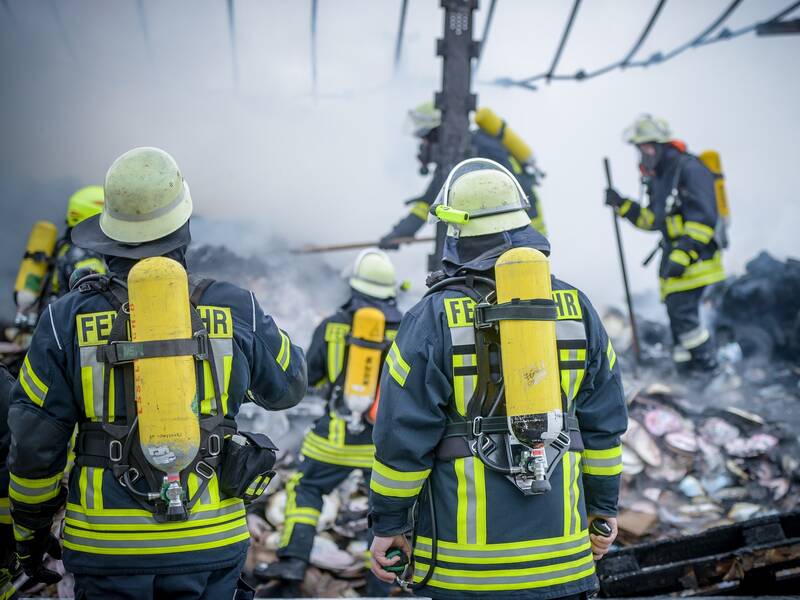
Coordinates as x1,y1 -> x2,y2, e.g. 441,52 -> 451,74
1,1 -> 799,599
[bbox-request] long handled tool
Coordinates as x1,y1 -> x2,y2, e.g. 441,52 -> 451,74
603,158 -> 641,367
291,236 -> 435,254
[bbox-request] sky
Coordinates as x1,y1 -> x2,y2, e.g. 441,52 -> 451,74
1,0 -> 798,337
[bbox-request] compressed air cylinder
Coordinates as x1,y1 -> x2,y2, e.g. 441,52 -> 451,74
474,107 -> 533,165
14,221 -> 58,311
495,247 -> 561,444
344,307 -> 385,418
699,150 -> 730,219
128,257 -> 199,479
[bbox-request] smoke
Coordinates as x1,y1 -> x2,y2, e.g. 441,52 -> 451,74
1,0 -> 799,326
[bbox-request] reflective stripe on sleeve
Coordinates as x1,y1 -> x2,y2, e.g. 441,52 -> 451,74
0,497 -> 10,525
385,341 -> 410,387
410,201 -> 430,221
581,446 -> 623,476
276,330 -> 291,371
10,472 -> 62,504
19,355 -> 49,407
684,220 -> 714,244
606,339 -> 617,370
370,460 -> 430,498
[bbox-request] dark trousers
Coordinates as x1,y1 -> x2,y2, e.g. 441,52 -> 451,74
664,286 -> 717,370
74,556 -> 248,600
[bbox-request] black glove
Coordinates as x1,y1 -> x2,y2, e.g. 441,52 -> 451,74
378,234 -> 401,251
604,188 -> 625,209
16,529 -> 62,585
660,250 -> 689,279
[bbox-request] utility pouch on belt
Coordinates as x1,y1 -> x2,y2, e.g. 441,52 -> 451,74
218,431 -> 278,503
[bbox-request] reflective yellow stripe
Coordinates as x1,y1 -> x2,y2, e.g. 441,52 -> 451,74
370,460 -> 429,498
276,330 -> 291,371
660,251 -> 725,299
414,538 -> 591,564
413,552 -> 595,590
0,497 -> 10,525
10,472 -> 62,504
684,220 -> 714,244
582,445 -> 623,476
385,341 -> 410,387
74,257 -> 107,273
618,200 -> 632,217
606,339 -> 617,370
20,355 -> 48,407
301,431 -> 375,468
636,207 -> 655,229
409,200 -> 430,221
324,323 -> 350,382
65,499 -> 245,531
670,249 -> 691,266
455,457 -> 486,545
562,453 -> 571,537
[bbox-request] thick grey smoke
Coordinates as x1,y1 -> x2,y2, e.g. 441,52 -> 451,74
1,0 -> 798,329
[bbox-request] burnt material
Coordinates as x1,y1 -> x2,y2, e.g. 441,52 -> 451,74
598,510 -> 800,596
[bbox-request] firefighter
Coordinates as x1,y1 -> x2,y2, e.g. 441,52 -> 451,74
1,364 -> 19,600
259,249 -> 402,597
49,185 -> 108,299
605,114 -> 725,372
8,147 -> 307,600
378,102 -> 547,249
370,159 -> 627,599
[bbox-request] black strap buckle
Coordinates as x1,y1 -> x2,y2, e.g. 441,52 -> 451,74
195,461 -> 215,480
207,433 -> 221,457
472,416 -> 483,437
109,439 -> 123,462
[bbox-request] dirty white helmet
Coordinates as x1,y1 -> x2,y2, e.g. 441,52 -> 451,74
407,101 -> 442,138
429,158 -> 530,238
623,114 -> 672,145
100,147 -> 193,244
348,249 -> 397,299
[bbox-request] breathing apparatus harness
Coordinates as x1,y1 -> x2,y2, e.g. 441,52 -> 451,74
395,271 -> 584,591
72,273 -> 237,522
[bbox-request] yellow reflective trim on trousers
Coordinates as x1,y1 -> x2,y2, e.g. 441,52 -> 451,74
412,553 -> 595,590
10,472 -> 61,503
301,446 -> 375,468
276,330 -> 291,371
280,472 -> 304,548
410,201 -> 430,221
304,432 -> 374,455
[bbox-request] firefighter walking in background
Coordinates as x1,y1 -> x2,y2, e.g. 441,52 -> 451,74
370,159 -> 627,599
8,147 -> 307,600
605,114 -> 727,372
378,102 -> 548,249
260,249 -> 402,597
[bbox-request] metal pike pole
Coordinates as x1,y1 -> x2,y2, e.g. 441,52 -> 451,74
603,157 -> 641,368
291,236 -> 435,254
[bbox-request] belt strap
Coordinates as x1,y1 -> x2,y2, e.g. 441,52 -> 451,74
442,415 -> 580,439
474,299 -> 558,329
97,336 -> 208,365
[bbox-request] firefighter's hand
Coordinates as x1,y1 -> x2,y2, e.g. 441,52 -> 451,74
370,534 -> 410,583
588,516 -> 617,561
604,188 -> 625,209
661,249 -> 689,279
378,234 -> 401,250
16,530 -> 63,585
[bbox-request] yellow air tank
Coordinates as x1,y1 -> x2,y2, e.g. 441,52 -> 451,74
128,256 -> 199,520
495,247 -> 562,491
699,150 -> 730,220
344,307 -> 385,422
475,107 -> 533,165
14,221 -> 58,312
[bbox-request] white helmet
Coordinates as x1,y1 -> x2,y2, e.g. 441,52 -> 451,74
429,158 -> 531,238
623,114 -> 672,145
100,147 -> 193,244
407,101 -> 442,138
348,249 -> 397,299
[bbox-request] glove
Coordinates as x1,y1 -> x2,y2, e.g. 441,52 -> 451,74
604,188 -> 625,209
16,529 -> 63,585
660,249 -> 689,279
378,234 -> 401,251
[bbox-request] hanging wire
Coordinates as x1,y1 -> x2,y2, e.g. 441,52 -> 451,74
629,0 -> 742,66
496,0 -> 800,91
47,0 -> 77,62
310,0 -> 318,93
620,0 -> 668,67
393,0 -> 409,74
545,0 -> 581,81
473,0 -> 498,75
227,0 -> 239,87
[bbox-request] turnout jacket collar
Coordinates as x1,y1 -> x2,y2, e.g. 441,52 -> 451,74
441,225 -> 551,277
341,290 -> 403,324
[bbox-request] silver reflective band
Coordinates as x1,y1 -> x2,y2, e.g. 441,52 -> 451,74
105,185 -> 187,223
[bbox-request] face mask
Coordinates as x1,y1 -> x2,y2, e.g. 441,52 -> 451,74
638,144 -> 663,176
